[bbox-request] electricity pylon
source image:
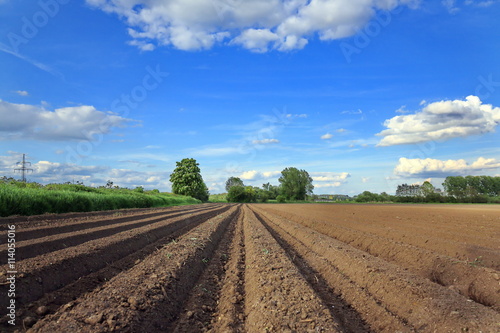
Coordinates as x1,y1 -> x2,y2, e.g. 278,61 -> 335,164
15,154 -> 34,182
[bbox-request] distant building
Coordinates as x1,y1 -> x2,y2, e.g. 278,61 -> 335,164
396,184 -> 422,197
315,194 -> 351,202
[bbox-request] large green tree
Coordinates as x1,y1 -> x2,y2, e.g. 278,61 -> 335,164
421,181 -> 435,196
278,167 -> 314,200
169,158 -> 209,202
225,176 -> 244,192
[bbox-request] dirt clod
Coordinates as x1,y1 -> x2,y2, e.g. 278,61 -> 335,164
35,306 -> 48,316
84,313 -> 103,325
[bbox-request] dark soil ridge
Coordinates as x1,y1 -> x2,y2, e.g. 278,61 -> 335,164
251,206 -> 500,332
242,206 -> 342,332
259,206 -> 500,312
250,206 -> 411,332
0,203 -> 207,226
0,205 -> 218,261
169,206 -> 242,332
0,204 -> 215,241
29,205 -> 241,332
259,204 -> 500,270
251,208 -> 373,333
1,205 -> 219,332
209,206 -> 246,333
0,205 -> 231,315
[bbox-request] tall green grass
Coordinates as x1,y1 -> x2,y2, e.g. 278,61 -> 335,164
0,183 -> 201,217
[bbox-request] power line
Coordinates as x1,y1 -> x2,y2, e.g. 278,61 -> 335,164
14,153 -> 34,182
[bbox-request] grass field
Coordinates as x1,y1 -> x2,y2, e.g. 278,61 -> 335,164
0,181 -> 200,217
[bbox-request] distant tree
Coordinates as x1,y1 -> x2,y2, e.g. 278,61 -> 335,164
227,185 -> 257,203
225,177 -> 244,192
276,195 -> 286,203
443,176 -> 467,198
106,180 -> 114,188
262,182 -> 280,199
355,191 -> 379,202
278,167 -> 314,200
379,192 -> 391,202
421,181 -> 435,196
169,158 -> 209,202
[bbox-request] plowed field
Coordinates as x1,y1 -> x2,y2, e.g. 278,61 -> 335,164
1,203 -> 499,332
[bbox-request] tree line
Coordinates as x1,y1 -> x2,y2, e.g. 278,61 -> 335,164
225,167 -> 314,203
355,176 -> 500,204
168,158 -> 500,204
168,159 -> 314,203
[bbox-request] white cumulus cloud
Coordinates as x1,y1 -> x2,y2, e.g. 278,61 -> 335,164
239,170 -> 281,181
0,100 -> 136,141
377,95 -> 500,146
240,170 -> 260,180
311,172 -> 350,189
394,157 -> 500,177
321,133 -> 333,140
314,182 -> 344,188
86,0 -> 417,52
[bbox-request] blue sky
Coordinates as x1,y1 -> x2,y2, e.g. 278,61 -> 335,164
1,0 -> 499,195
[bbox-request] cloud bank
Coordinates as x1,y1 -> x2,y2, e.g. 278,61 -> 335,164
86,0 -> 418,52
0,152 -> 171,189
0,100 -> 134,141
311,172 -> 350,188
239,170 -> 281,181
394,157 -> 500,177
377,95 -> 500,146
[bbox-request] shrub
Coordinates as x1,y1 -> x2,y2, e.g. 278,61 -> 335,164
276,195 -> 286,203
227,186 -> 257,203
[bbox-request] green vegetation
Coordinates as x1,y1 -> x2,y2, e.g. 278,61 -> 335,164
225,177 -> 244,191
169,158 -> 209,202
0,177 -> 200,217
209,193 -> 228,203
224,167 -> 313,203
443,176 -> 500,201
354,177 -> 500,204
226,185 -> 271,203
276,195 -> 286,203
278,167 -> 314,201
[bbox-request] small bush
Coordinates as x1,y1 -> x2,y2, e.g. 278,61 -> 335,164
227,186 -> 257,203
276,195 -> 286,203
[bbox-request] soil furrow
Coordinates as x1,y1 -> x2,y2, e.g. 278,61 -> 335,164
29,206 -> 240,332
242,205 -> 343,332
0,205 -> 218,261
257,204 -> 500,268
2,203 -> 498,333
209,206 -> 246,333
0,204 -> 215,241
1,208 -> 222,331
0,205 -> 230,311
250,206 -> 412,333
255,205 -> 500,311
170,206 -> 242,332
251,208 -> 374,333
251,205 -> 500,332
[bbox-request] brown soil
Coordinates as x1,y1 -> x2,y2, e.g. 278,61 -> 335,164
1,203 -> 498,332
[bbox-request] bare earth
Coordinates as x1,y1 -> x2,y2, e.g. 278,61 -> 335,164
1,203 -> 499,332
